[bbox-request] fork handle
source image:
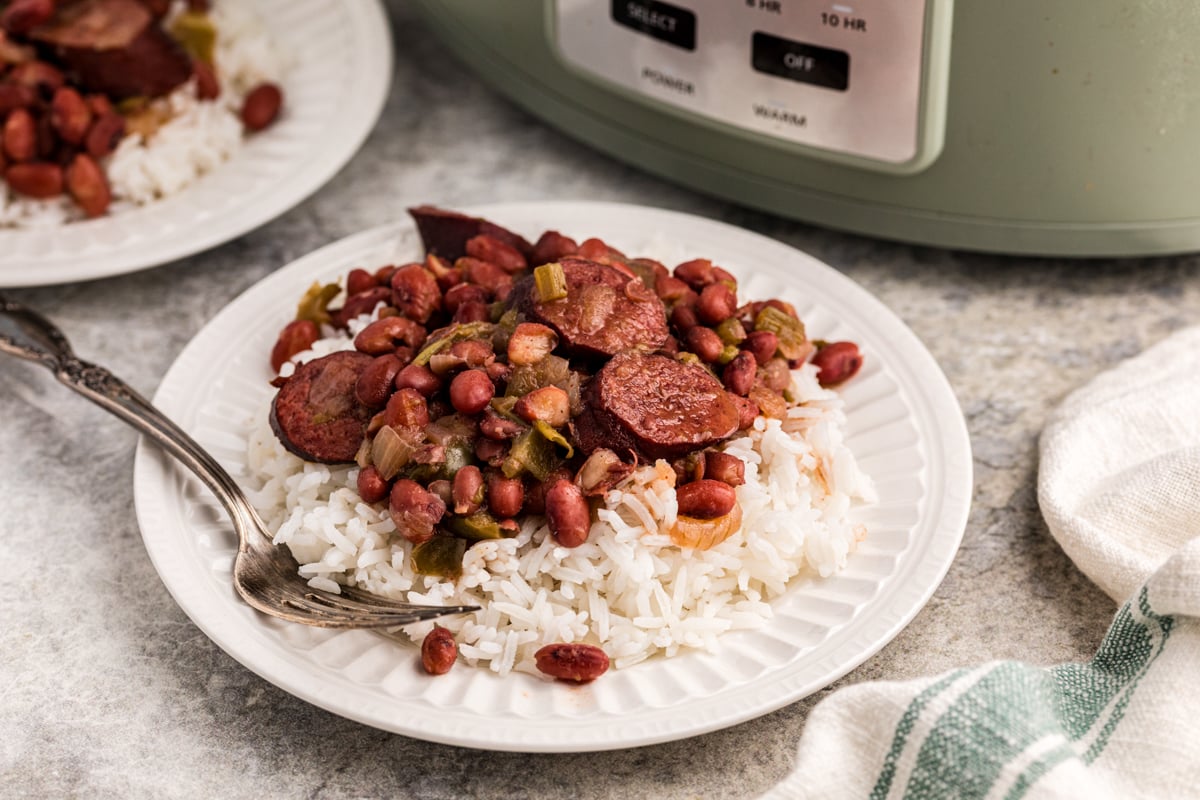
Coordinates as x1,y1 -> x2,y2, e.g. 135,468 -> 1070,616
57,354 -> 260,528
0,296 -> 267,545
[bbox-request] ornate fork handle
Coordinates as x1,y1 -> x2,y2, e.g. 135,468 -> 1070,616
0,296 -> 267,545
2,295 -> 481,628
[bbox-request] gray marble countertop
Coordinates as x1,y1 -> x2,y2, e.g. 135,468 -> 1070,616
3,3 -> 1199,798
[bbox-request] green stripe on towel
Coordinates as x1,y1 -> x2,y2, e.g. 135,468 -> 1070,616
868,669 -> 971,800
871,587 -> 1175,799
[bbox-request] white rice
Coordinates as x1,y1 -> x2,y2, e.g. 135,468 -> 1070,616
246,313 -> 877,677
0,1 -> 283,228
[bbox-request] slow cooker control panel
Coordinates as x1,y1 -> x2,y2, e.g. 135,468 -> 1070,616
554,0 -> 942,168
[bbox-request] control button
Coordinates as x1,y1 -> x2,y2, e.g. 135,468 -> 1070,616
611,0 -> 697,52
751,31 -> 849,91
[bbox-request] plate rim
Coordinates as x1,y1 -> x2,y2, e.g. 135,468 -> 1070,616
0,0 -> 394,288
132,200 -> 973,751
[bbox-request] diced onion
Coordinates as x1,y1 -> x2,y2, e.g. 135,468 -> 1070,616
669,504 -> 743,550
371,425 -> 413,480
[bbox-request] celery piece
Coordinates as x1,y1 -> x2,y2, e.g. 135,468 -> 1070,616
753,306 -> 809,361
715,317 -> 747,346
534,262 -> 568,302
413,322 -> 496,366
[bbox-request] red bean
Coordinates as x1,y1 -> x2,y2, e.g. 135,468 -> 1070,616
531,230 -> 578,265
443,282 -> 489,313
654,273 -> 692,304
241,82 -> 283,132
685,326 -> 723,363
696,282 -> 738,325
743,330 -> 779,365
674,258 -> 716,290
332,286 -> 392,328
269,319 -> 319,372
0,84 -> 36,115
759,357 -> 792,393
812,341 -> 864,386
732,394 -> 759,430
449,369 -> 494,415
4,162 -> 63,199
84,113 -> 125,159
64,153 -> 111,218
426,479 -> 453,507
479,408 -> 524,441
50,87 -> 92,146
448,339 -> 495,369
389,479 -> 445,544
475,437 -> 508,467
384,387 -> 430,429
670,304 -> 699,334
535,643 -> 609,682
703,452 -> 745,487
676,479 -> 737,519
453,301 -> 490,324
2,0 -> 54,36
356,465 -> 389,504
346,268 -> 378,296
452,465 -> 485,515
722,351 -> 756,397
458,256 -> 513,296
354,316 -> 426,354
576,237 -> 625,264
3,108 -> 36,162
390,263 -> 442,324
545,479 -> 590,547
465,234 -> 527,273
424,254 -> 460,292
355,354 -> 404,407
8,61 -> 64,98
394,363 -> 441,397
86,94 -> 115,117
487,473 -> 525,518
374,264 -> 398,285
421,626 -> 457,675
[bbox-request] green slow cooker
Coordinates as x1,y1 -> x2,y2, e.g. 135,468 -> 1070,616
408,0 -> 1200,256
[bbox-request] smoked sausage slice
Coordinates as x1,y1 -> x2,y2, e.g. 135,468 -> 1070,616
269,350 -> 375,464
573,351 -> 739,460
408,205 -> 533,262
514,258 -> 669,359
29,0 -> 191,99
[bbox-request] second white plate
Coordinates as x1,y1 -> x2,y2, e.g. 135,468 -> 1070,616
0,0 -> 392,287
132,202 -> 973,751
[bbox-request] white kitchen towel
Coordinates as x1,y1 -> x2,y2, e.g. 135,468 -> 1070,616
766,327 -> 1200,800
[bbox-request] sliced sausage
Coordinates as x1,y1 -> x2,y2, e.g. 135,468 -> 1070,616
29,0 -> 192,100
573,351 -> 739,460
269,351 -> 375,464
408,205 -> 533,262
513,258 -> 669,359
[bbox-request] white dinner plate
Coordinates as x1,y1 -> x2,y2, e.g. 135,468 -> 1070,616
132,202 -> 973,752
0,0 -> 392,288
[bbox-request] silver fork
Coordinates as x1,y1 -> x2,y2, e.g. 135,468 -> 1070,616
0,295 -> 478,629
